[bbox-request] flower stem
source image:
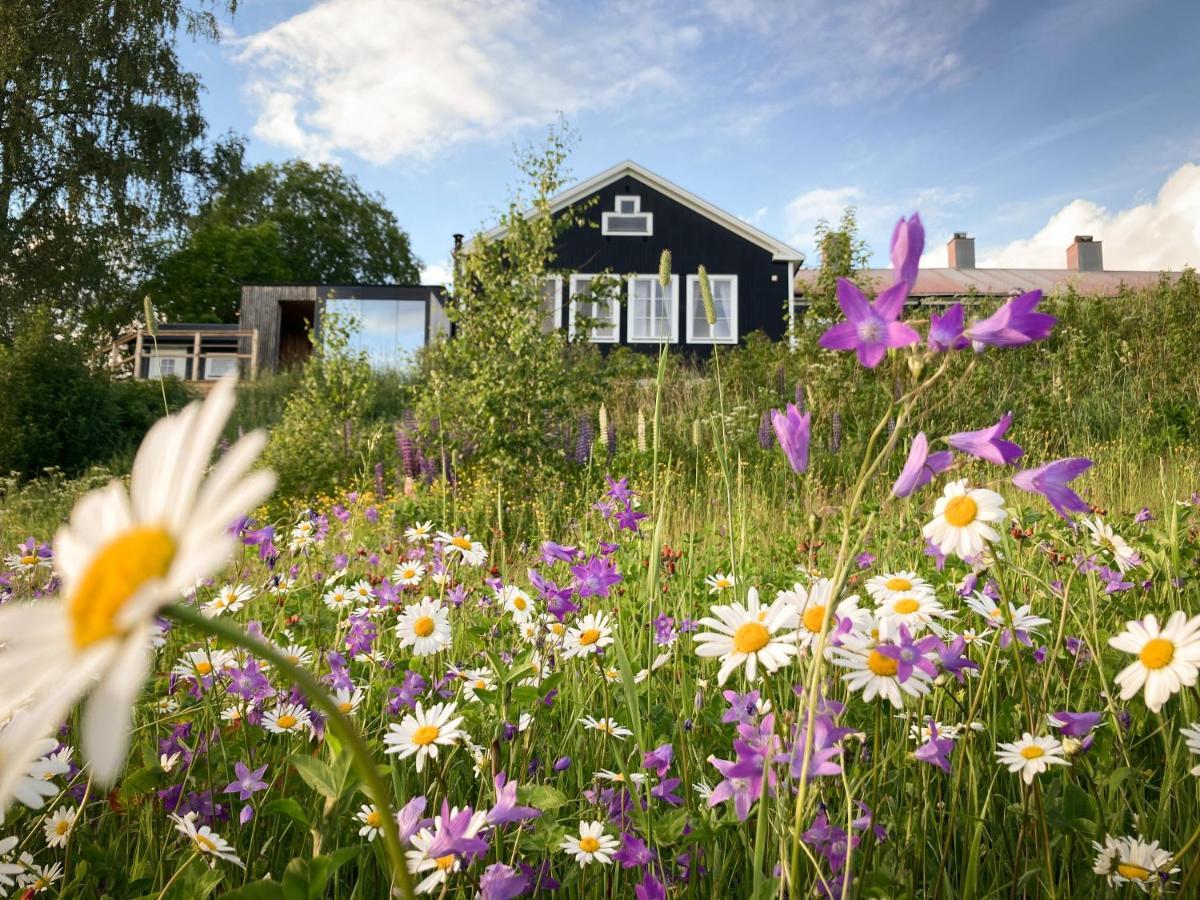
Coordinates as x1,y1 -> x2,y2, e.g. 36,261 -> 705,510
163,603 -> 415,900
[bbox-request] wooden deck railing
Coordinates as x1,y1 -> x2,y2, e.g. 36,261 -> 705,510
107,328 -> 260,381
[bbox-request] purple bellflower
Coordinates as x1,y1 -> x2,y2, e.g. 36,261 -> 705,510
223,762 -> 269,802
487,773 -> 540,826
892,432 -> 954,498
914,720 -> 954,773
818,278 -> 920,368
928,302 -> 968,351
890,212 -> 924,292
770,403 -> 811,473
1012,457 -> 1093,518
948,411 -> 1024,466
478,864 -> 528,900
965,290 -> 1056,349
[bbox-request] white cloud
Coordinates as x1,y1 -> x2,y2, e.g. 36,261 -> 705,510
236,0 -> 694,164
980,164 -> 1200,270
420,260 -> 454,286
784,187 -> 863,247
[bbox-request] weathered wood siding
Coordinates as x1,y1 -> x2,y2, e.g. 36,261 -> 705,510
238,285 -> 318,373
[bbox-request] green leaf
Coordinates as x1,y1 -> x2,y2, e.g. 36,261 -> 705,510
262,797 -> 311,828
524,822 -> 566,854
118,766 -> 161,803
289,754 -> 339,801
283,855 -> 334,900
518,784 -> 568,812
221,882 -> 287,900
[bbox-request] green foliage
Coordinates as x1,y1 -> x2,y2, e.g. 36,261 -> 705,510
418,123 -> 610,478
0,0 -> 240,337
807,206 -> 872,321
0,309 -> 189,477
146,161 -> 421,323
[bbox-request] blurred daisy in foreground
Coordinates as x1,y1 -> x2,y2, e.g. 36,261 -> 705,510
170,812 -> 244,867
0,377 -> 274,817
995,733 -> 1070,784
1109,611 -> 1200,713
1092,834 -> 1177,891
693,587 -> 798,684
923,480 -> 1007,560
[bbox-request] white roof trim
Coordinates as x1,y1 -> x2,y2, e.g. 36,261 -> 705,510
468,160 -> 805,263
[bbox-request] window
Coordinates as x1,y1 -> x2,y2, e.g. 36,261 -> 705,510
628,275 -> 679,343
204,355 -> 239,380
538,276 -> 563,333
601,195 -> 652,236
324,298 -> 428,370
147,353 -> 187,378
568,274 -> 620,342
686,274 -> 738,343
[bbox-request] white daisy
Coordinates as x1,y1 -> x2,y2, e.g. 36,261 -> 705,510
562,612 -> 615,659
828,633 -> 934,708
322,585 -> 354,612
202,583 -> 253,618
288,519 -> 317,551
922,479 -> 1007,560
262,703 -> 312,736
705,573 -> 736,594
171,648 -> 235,681
405,805 -> 488,894
396,598 -> 452,657
1109,611 -> 1200,713
354,804 -> 386,842
404,521 -> 434,544
692,587 -> 799,684
579,716 -> 633,740
964,593 -> 1050,644
0,377 -> 274,813
435,532 -> 488,567
497,585 -> 536,622
348,579 -> 375,604
1082,517 -> 1140,572
42,805 -> 76,848
277,643 -> 313,668
1181,723 -> 1200,776
865,571 -> 934,604
995,733 -> 1070,784
17,857 -> 62,892
777,580 -> 872,650
875,591 -> 952,636
392,560 -> 426,586
332,688 -> 365,716
0,836 -> 21,891
171,812 -> 244,867
384,701 -> 464,772
594,769 -> 647,785
560,820 -> 619,866
1092,834 -> 1178,890
460,668 -> 497,702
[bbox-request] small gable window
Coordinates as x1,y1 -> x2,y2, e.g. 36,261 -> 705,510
602,195 -> 653,236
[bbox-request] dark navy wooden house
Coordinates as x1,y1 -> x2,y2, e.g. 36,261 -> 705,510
472,161 -> 806,352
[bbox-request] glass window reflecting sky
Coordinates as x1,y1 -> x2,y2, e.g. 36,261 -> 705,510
325,298 -> 426,370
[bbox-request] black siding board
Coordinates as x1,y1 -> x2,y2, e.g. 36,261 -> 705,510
547,175 -> 790,351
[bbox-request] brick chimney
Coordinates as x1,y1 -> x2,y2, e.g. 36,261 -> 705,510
947,232 -> 975,269
1067,235 -> 1103,271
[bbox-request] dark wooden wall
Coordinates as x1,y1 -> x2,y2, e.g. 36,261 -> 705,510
546,174 -> 793,351
239,285 -> 318,373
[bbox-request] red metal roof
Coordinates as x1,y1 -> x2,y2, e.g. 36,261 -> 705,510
793,267 -> 1183,298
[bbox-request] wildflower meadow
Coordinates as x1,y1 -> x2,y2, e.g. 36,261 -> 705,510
2,214 -> 1200,900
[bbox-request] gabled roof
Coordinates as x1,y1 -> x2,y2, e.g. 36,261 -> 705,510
793,267 -> 1182,299
471,160 -> 805,263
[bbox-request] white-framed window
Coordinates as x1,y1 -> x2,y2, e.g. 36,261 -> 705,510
204,355 -> 239,380
147,353 -> 187,378
601,195 -> 653,236
628,275 -> 679,343
538,275 -> 563,333
568,274 -> 621,342
686,274 -> 738,344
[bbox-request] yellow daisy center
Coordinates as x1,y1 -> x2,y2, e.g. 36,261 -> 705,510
412,724 -> 440,746
55,820 -> 70,835
365,810 -> 382,827
276,714 -> 298,730
195,834 -> 217,853
733,621 -> 771,654
578,836 -> 600,853
578,628 -> 602,646
1019,745 -> 1044,760
339,701 -> 353,713
451,536 -> 472,550
716,579 -> 731,588
1116,862 -> 1152,881
195,661 -> 214,676
513,596 -> 527,611
69,527 -> 176,648
802,605 -> 826,633
550,622 -> 564,635
413,616 -> 436,637
402,569 -> 416,578
20,554 -> 37,566
885,576 -> 912,591
943,495 -> 979,527
893,597 -> 921,614
1140,638 -> 1175,670
866,650 -> 898,677
435,854 -> 456,870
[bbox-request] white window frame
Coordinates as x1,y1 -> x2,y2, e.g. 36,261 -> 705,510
601,195 -> 653,237
204,355 -> 240,380
627,275 -> 679,344
685,274 -> 739,344
568,274 -> 621,343
539,275 -> 564,332
147,352 -> 188,378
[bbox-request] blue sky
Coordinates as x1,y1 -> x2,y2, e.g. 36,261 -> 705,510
180,0 -> 1200,280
